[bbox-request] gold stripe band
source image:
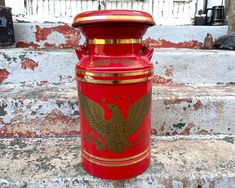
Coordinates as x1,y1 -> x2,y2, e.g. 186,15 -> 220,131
82,152 -> 149,167
82,148 -> 150,162
76,76 -> 153,84
76,69 -> 152,77
82,150 -> 150,167
74,15 -> 154,23
87,38 -> 142,45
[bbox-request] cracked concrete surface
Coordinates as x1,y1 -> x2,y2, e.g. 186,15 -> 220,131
0,136 -> 234,187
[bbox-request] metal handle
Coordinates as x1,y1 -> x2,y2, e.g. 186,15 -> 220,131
141,44 -> 154,62
75,45 -> 89,61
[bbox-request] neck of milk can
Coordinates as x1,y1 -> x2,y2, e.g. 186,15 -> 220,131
79,24 -> 148,57
86,40 -> 143,56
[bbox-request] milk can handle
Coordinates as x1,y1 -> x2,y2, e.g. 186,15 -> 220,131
141,44 -> 154,61
75,45 -> 89,60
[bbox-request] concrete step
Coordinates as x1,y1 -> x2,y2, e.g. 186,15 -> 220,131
0,48 -> 235,85
0,83 -> 234,137
152,49 -> 235,85
13,23 -> 228,49
0,135 -> 234,187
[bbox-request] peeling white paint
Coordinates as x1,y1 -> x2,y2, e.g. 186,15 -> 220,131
0,49 -> 77,84
0,84 -> 234,135
0,98 -> 78,124
13,23 -> 228,48
151,49 -> 235,85
46,32 -> 66,45
144,25 -> 228,43
0,48 -> 234,85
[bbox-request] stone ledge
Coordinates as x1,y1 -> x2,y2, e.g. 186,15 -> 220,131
0,48 -> 235,85
151,49 -> 235,85
13,23 -> 228,49
0,135 -> 234,187
0,83 -> 234,137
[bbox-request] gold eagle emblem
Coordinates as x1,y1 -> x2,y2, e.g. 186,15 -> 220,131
79,90 -> 151,154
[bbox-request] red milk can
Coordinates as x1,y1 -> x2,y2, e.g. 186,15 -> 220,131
72,10 -> 155,180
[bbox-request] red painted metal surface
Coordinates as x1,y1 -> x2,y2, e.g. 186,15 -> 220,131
73,10 -> 155,180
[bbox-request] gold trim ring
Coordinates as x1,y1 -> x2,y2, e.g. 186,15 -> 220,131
87,38 -> 142,45
74,15 -> 154,23
76,69 -> 152,77
82,152 -> 149,167
76,76 -> 153,84
82,148 -> 150,162
82,148 -> 150,167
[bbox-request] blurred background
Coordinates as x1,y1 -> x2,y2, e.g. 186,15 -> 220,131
3,0 -> 230,25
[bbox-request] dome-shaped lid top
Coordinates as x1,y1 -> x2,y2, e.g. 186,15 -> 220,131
72,10 -> 155,27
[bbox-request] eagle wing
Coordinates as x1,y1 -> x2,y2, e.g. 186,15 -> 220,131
126,90 -> 152,136
78,92 -> 109,137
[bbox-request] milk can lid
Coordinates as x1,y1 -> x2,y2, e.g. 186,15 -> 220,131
72,10 -> 155,27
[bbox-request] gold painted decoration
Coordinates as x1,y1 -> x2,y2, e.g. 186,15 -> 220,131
87,38 -> 142,45
74,15 -> 154,23
77,76 -> 153,84
76,69 -> 152,77
82,148 -> 150,167
82,147 -> 150,161
89,59 -> 141,67
79,90 -> 152,154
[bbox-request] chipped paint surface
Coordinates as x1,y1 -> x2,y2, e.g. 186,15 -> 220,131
13,23 -> 227,49
0,69 -> 9,83
35,24 -> 80,48
0,48 -> 77,84
151,84 -> 235,136
14,23 -> 81,49
1,48 -> 235,86
193,100 -> 202,110
144,25 -> 228,47
152,49 -> 235,85
163,97 -> 192,105
0,108 -> 79,137
0,83 -> 79,137
153,75 -> 173,85
21,58 -> 38,70
16,41 -> 40,48
144,38 -> 203,49
0,136 -> 234,187
2,48 -> 235,86
0,84 -> 234,137
0,35 -> 235,137
164,66 -> 173,77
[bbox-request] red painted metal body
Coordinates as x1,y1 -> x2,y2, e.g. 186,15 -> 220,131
72,10 -> 155,180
